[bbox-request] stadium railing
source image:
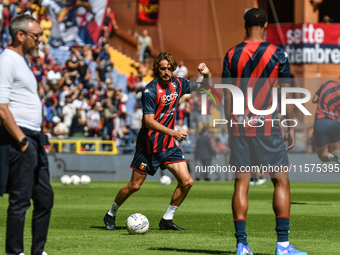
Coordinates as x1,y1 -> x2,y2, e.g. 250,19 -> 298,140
48,139 -> 119,155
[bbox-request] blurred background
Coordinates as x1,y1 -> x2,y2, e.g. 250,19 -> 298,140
1,0 -> 339,181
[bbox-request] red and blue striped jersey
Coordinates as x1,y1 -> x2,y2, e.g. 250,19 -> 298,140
315,81 -> 340,121
137,76 -> 198,153
222,40 -> 291,136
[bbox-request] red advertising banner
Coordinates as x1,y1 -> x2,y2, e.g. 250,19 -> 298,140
265,23 -> 340,64
138,0 -> 160,23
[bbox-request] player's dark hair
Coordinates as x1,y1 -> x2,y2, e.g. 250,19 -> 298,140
244,8 -> 267,28
153,52 -> 177,77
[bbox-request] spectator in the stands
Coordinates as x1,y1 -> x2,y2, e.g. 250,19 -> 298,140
115,86 -> 128,126
98,79 -> 108,102
96,59 -> 107,88
58,69 -> 74,89
135,76 -> 148,93
69,108 -> 85,137
86,83 -> 100,106
52,116 -> 69,138
86,103 -> 102,137
32,57 -> 46,83
40,14 -> 52,44
2,3 -> 11,47
127,102 -> 142,147
65,52 -> 79,83
91,45 -> 100,62
106,61 -> 117,85
99,44 -> 111,62
102,7 -> 119,40
216,127 -> 229,147
0,4 -> 3,48
42,84 -> 58,121
42,47 -> 54,65
127,72 -> 138,93
62,95 -> 76,130
103,99 -> 118,140
77,54 -> 92,89
72,90 -> 90,120
47,64 -> 62,87
9,0 -> 19,18
88,55 -> 100,86
137,29 -> 152,69
105,78 -> 114,91
175,119 -> 189,133
173,60 -> 188,79
215,137 -> 229,154
59,84 -> 71,105
322,15 -> 334,23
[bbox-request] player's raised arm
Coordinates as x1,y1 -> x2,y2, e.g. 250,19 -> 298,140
197,63 -> 210,88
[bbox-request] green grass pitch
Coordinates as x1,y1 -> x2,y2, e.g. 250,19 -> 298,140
1,181 -> 339,254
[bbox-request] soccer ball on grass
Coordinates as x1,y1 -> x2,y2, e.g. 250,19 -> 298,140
160,175 -> 171,185
126,213 -> 149,234
60,175 -> 71,185
70,175 -> 81,185
80,175 -> 91,185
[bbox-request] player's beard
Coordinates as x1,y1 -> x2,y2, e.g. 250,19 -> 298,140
24,42 -> 39,57
160,74 -> 171,83
30,48 -> 39,57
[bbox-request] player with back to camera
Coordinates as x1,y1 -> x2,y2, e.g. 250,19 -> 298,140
222,8 -> 307,255
104,52 -> 210,231
312,79 -> 340,163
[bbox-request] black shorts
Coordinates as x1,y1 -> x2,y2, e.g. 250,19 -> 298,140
229,135 -> 289,173
313,118 -> 340,148
130,146 -> 186,176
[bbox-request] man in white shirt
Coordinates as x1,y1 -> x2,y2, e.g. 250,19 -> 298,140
0,14 -> 53,255
52,115 -> 69,138
137,29 -> 152,69
47,64 -> 62,87
62,95 -> 76,130
173,60 -> 188,79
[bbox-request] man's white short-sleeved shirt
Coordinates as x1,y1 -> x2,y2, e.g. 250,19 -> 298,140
0,49 -> 42,131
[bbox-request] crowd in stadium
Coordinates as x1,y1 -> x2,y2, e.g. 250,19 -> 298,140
0,1 -> 212,151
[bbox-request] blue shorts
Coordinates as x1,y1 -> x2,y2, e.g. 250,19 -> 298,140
313,119 -> 340,148
229,135 -> 289,172
130,146 -> 186,176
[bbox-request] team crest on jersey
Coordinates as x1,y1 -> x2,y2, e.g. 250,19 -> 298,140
140,163 -> 147,170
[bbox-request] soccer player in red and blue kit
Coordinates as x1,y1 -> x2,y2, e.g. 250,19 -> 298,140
222,8 -> 307,255
104,52 -> 210,231
313,80 -> 340,163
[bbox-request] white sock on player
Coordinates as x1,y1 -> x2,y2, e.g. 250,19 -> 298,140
108,202 -> 120,217
163,205 -> 178,220
328,154 -> 335,160
278,241 -> 289,248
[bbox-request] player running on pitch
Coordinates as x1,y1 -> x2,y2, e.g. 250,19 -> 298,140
222,8 -> 307,255
104,52 -> 210,231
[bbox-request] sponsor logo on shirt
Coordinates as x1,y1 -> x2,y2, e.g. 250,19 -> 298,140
161,92 -> 178,104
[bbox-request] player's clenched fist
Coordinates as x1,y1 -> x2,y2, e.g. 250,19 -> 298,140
174,130 -> 188,141
197,63 -> 209,76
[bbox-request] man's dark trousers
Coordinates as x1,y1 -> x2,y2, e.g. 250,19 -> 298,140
6,137 -> 54,255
